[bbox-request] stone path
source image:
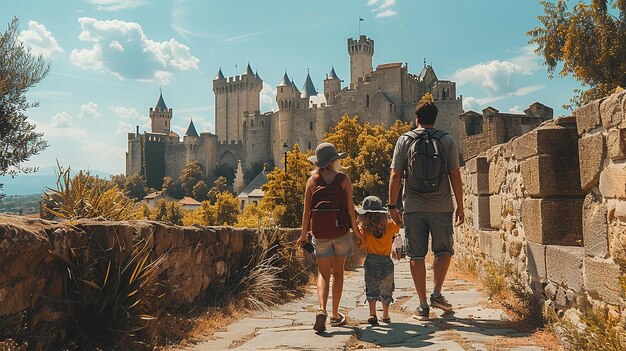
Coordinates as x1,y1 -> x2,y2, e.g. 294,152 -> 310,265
190,258 -> 545,351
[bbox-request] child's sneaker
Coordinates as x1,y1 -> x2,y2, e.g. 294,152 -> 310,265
412,306 -> 430,321
430,294 -> 453,311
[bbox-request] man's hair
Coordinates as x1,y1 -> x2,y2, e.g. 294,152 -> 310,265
415,101 -> 438,125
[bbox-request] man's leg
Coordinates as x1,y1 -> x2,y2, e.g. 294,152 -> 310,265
409,258 -> 427,304
404,212 -> 430,319
433,254 -> 451,295
429,212 -> 454,311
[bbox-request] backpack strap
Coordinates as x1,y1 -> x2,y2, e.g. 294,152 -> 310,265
429,129 -> 448,140
312,172 -> 326,186
332,173 -> 346,186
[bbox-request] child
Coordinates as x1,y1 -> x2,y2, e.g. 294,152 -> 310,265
356,196 -> 400,325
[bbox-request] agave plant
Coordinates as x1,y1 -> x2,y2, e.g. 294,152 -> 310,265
51,235 -> 165,349
42,163 -> 135,221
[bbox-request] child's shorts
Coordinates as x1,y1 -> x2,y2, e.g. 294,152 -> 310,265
364,254 -> 394,305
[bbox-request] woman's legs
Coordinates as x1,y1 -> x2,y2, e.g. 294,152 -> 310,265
316,256 -> 332,312
330,255 -> 347,319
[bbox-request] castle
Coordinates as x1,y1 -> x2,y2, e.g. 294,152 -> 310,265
126,35 -> 464,189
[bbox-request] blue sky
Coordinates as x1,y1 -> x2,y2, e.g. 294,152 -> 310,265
1,0 -> 582,175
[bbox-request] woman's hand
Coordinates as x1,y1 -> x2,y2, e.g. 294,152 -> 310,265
296,234 -> 307,248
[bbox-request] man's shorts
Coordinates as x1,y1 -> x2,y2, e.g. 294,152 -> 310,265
404,212 -> 454,260
312,232 -> 354,258
364,254 -> 394,305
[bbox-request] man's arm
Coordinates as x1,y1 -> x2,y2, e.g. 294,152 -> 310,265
448,167 -> 465,226
388,168 -> 403,225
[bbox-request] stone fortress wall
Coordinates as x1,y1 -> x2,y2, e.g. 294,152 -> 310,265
456,90 -> 626,321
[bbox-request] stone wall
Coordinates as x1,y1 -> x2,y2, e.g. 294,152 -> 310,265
0,214 -> 304,344
456,91 -> 626,319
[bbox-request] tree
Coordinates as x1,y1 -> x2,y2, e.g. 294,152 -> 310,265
0,17 -> 50,199
528,0 -> 626,107
162,176 -> 184,199
207,176 -> 228,204
244,160 -> 274,184
214,191 -> 240,225
178,161 -> 203,197
124,173 -> 147,201
260,144 -> 313,228
324,115 -> 364,158
192,180 -> 209,202
110,174 -> 126,190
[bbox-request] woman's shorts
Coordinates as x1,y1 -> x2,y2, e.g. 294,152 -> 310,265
364,254 -> 394,305
312,232 -> 354,258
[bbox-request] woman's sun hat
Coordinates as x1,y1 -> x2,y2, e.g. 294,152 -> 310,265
307,142 -> 346,168
356,196 -> 388,214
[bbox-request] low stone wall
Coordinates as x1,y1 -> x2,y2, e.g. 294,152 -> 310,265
0,214 -> 304,344
456,90 -> 626,319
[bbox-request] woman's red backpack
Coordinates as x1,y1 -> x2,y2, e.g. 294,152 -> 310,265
309,173 -> 350,239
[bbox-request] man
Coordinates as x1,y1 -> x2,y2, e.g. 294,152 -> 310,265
388,95 -> 464,321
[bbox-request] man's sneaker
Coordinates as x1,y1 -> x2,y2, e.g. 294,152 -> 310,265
430,294 -> 453,311
412,306 -> 430,321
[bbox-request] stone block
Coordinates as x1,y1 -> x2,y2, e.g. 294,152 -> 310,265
471,172 -> 490,195
479,230 -> 503,261
574,98 -> 602,135
489,195 -> 504,230
466,156 -> 488,174
546,245 -> 584,292
607,128 -> 626,161
473,195 -> 491,230
583,194 -> 609,258
522,198 -> 584,245
600,90 -> 626,129
527,241 -> 547,280
578,133 -> 606,190
512,126 -> 579,161
583,257 -> 623,305
489,158 -> 507,194
599,163 -> 626,199
519,155 -> 584,197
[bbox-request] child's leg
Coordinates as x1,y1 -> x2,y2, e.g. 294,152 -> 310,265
368,299 -> 377,316
382,302 -> 390,319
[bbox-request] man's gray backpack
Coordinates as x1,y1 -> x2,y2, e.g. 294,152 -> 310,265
404,129 -> 448,193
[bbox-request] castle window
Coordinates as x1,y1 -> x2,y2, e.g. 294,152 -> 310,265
308,142 -> 312,150
251,119 -> 254,127
309,121 -> 313,131
261,120 -> 264,128
243,121 -> 247,128
280,87 -> 283,93
389,104 -> 393,113
165,120 -> 168,127
366,94 -> 370,107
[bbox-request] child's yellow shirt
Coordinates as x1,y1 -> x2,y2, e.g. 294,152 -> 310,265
362,220 -> 400,256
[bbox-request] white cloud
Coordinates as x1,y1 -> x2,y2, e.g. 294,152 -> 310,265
70,17 -> 199,84
463,96 -> 480,111
86,0 -> 146,11
18,21 -> 63,59
368,0 -> 398,19
51,112 -> 73,128
110,105 -> 150,129
260,82 -> 278,112
116,121 -> 134,135
508,105 -> 523,114
79,102 -> 99,118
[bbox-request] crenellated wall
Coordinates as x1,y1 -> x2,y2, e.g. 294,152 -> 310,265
456,90 -> 626,320
0,214 -> 304,345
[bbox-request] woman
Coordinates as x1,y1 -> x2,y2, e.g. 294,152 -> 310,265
297,142 -> 365,332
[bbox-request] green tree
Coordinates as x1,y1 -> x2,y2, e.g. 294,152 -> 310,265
110,174 -> 126,190
0,17 -> 50,199
214,191 -> 240,225
162,176 -> 184,199
164,201 -> 184,225
151,199 -> 167,222
124,173 -> 147,201
528,0 -> 626,107
244,160 -> 274,184
178,161 -> 203,197
261,144 -> 313,228
207,176 -> 228,204
192,180 -> 209,202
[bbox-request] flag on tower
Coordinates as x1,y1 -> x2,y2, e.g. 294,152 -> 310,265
359,17 -> 364,21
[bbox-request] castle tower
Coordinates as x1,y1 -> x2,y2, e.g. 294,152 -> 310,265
150,91 -> 172,133
324,67 -> 341,105
233,160 -> 245,194
212,64 -> 263,143
301,70 -> 318,98
274,72 -> 297,167
347,35 -> 374,89
183,119 -> 200,165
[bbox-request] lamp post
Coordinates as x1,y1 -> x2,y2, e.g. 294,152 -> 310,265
282,142 -> 288,174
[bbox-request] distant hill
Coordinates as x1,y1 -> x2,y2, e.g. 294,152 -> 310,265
0,166 -> 113,196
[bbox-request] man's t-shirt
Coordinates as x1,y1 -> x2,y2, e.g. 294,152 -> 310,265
390,127 -> 460,213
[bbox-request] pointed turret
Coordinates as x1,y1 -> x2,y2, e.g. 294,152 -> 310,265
156,91 -> 167,110
278,72 -> 294,87
243,63 -> 254,76
292,78 -> 301,94
326,67 -> 340,80
301,70 -> 318,98
255,70 -> 261,81
185,119 -> 199,137
214,68 -> 225,80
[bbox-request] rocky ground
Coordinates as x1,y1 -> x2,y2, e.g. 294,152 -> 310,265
185,258 -> 552,350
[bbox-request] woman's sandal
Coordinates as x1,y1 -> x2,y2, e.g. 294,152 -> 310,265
380,316 -> 391,324
367,314 -> 378,325
330,312 -> 346,327
313,309 -> 327,332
